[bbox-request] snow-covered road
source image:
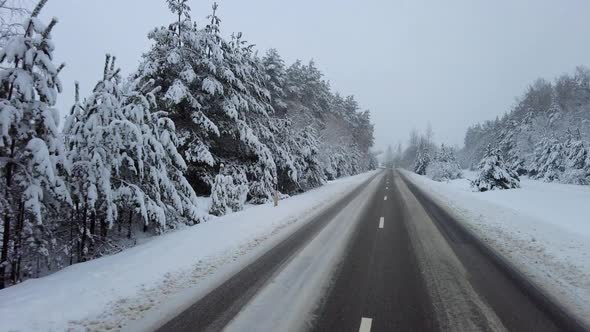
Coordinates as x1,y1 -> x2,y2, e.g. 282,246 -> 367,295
159,169 -> 584,332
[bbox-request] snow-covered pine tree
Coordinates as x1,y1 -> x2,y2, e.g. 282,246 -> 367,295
261,49 -> 326,193
137,1 -> 376,204
472,145 -> 520,192
0,0 -> 72,287
294,127 -> 325,190
121,77 -> 202,227
414,144 -> 431,175
64,54 -> 124,260
561,129 -> 590,184
209,164 -> 249,216
497,120 -> 526,175
262,48 -> 288,112
426,144 -> 462,181
529,136 -> 565,182
136,3 -> 219,195
138,2 -> 280,203
167,0 -> 190,41
222,31 -> 278,204
65,53 -> 204,261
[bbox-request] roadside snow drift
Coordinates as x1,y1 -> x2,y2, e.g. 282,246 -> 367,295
0,171 -> 377,332
402,170 -> 590,326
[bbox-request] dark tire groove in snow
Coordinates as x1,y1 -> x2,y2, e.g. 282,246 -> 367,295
400,171 -> 589,332
156,173 -> 379,332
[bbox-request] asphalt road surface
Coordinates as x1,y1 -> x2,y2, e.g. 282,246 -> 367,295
157,169 -> 587,332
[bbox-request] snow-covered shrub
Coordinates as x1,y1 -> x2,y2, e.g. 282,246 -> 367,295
472,146 -> 520,192
209,166 -> 249,216
426,144 -> 462,181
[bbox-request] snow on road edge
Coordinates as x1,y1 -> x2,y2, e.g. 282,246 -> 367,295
0,171 -> 378,332
400,169 -> 590,326
225,173 -> 383,332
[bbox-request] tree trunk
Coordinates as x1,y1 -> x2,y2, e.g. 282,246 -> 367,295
11,202 -> 24,284
99,215 -> 104,238
127,210 -> 133,240
69,204 -> 76,266
79,203 -> 88,262
101,218 -> 108,238
1,140 -> 15,289
117,208 -> 122,234
89,211 -> 96,236
88,211 -> 96,256
0,212 -> 10,289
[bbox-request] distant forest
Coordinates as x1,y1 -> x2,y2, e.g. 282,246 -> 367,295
389,66 -> 590,186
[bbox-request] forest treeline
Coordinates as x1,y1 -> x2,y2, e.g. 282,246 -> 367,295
388,68 -> 590,187
461,67 -> 590,184
0,0 -> 375,288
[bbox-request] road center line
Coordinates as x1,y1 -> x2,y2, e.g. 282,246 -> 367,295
384,196 -> 387,201
359,317 -> 372,332
379,217 -> 384,228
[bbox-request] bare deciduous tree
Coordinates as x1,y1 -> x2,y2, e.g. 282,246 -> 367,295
0,0 -> 30,46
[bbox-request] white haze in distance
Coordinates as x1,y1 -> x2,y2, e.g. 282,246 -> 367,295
40,0 -> 590,152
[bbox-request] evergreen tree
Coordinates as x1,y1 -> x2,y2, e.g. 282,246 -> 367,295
559,129 -> 589,184
0,0 -> 72,287
262,48 -> 287,112
529,136 -> 565,182
414,143 -> 431,175
426,144 -> 462,181
121,76 -> 202,227
0,0 -> 377,287
209,164 -> 248,216
472,145 -> 520,191
64,55 -> 125,260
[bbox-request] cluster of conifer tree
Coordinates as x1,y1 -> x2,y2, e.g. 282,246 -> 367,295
461,67 -> 590,185
0,0 -> 375,288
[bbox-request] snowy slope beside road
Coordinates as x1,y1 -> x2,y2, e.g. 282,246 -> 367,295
0,171 -> 377,332
402,170 -> 590,326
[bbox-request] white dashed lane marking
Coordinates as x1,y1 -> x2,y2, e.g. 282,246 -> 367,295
359,317 -> 372,332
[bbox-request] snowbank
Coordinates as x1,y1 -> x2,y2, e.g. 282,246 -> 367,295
401,170 -> 590,325
0,171 -> 378,332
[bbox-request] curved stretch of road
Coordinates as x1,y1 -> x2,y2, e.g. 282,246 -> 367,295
157,170 -> 587,332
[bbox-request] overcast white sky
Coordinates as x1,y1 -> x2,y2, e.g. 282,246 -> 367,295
39,0 -> 590,152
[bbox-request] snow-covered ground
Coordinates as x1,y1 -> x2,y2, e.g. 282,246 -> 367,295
402,170 -> 590,325
0,171 -> 378,332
